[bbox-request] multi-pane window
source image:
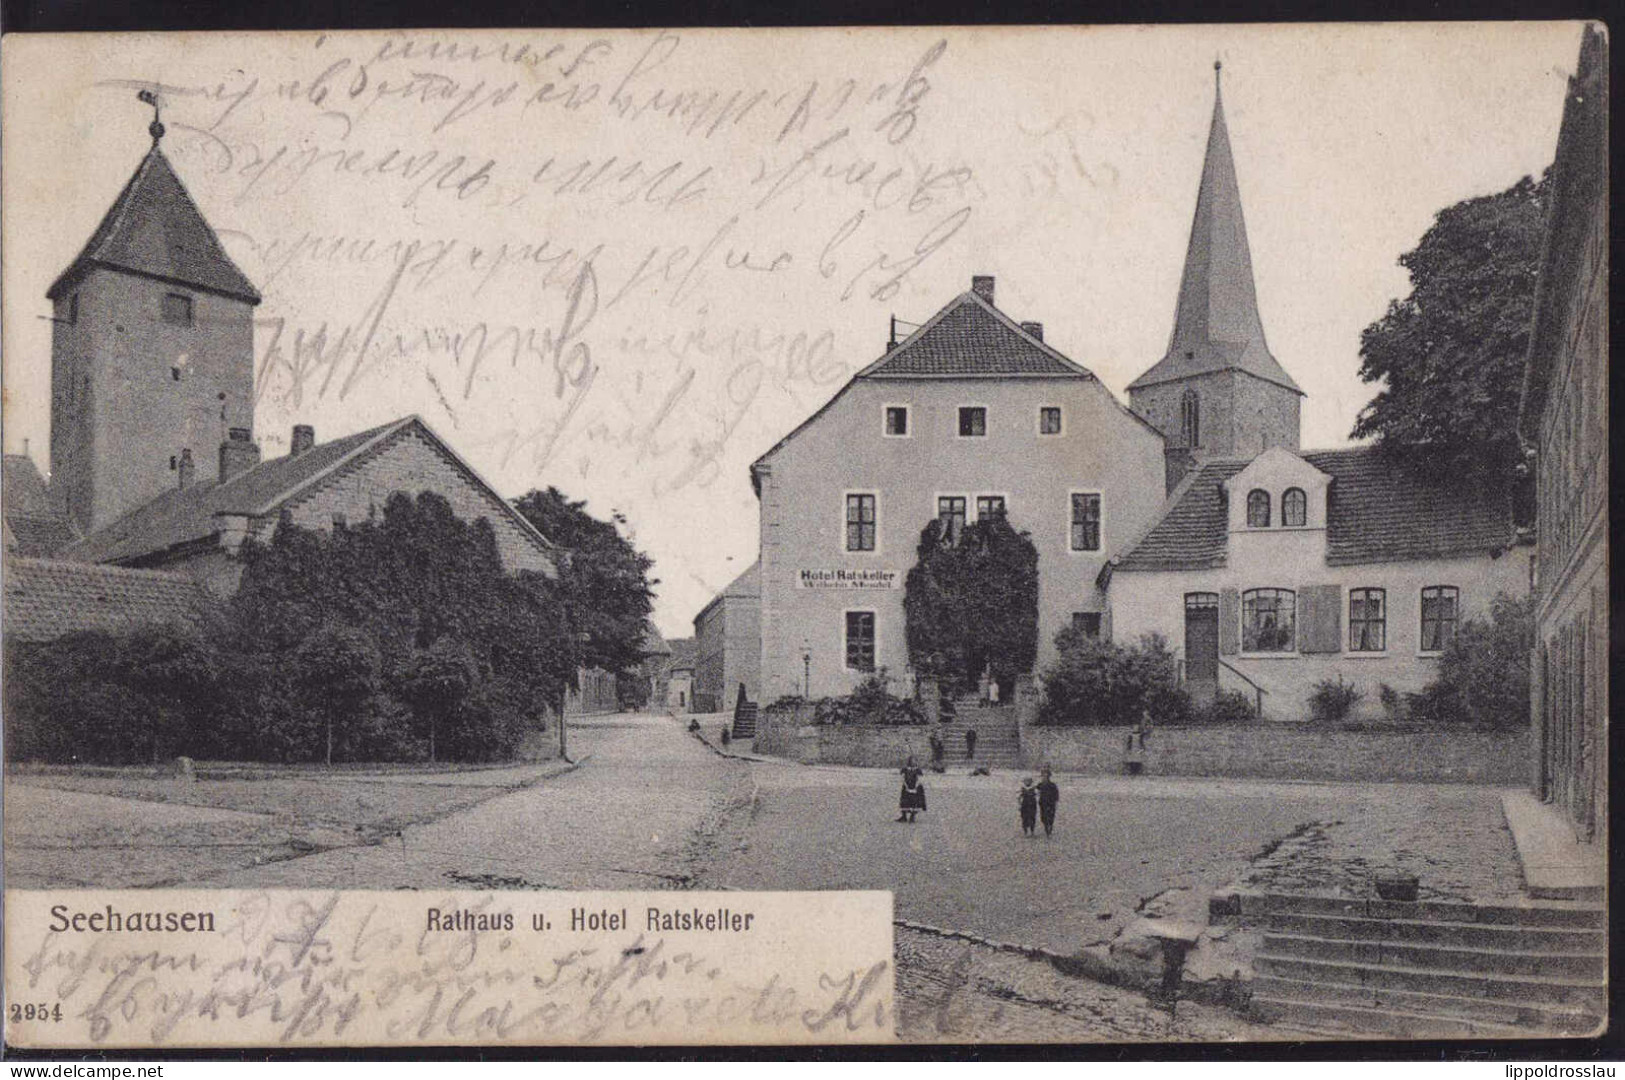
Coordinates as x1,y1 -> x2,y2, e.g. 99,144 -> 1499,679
1420,586 -> 1460,653
1071,612 -> 1102,638
1070,493 -> 1101,552
1348,588 -> 1386,652
1246,489 -> 1271,528
937,496 -> 967,542
976,495 -> 1006,520
1282,488 -> 1307,527
1242,588 -> 1296,653
884,406 -> 909,436
958,406 -> 987,437
844,611 -> 876,671
1039,407 -> 1062,435
845,493 -> 876,552
161,293 -> 194,327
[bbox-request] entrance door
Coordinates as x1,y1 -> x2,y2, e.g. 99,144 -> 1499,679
1184,593 -> 1220,705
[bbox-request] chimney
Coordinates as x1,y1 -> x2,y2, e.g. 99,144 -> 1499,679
971,275 -> 995,305
291,424 -> 316,456
177,448 -> 195,490
220,428 -> 261,482
1020,321 -> 1044,341
1164,446 -> 1196,497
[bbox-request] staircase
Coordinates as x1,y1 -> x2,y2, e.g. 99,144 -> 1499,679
933,699 -> 1022,771
731,701 -> 759,740
1215,891 -> 1606,1037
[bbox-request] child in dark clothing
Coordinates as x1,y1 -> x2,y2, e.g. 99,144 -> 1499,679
1018,777 -> 1038,836
1036,766 -> 1060,837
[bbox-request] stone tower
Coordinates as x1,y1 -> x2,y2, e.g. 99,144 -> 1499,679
1130,63 -> 1302,490
47,109 -> 262,535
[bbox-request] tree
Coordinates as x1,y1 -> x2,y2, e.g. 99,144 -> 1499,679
1038,627 -> 1188,727
295,624 -> 381,765
402,637 -> 479,763
903,511 -> 1039,692
512,488 -> 657,676
1433,591 -> 1533,730
1352,173 -> 1549,486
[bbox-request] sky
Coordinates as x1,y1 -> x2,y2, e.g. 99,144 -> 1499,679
1,24 -> 1584,639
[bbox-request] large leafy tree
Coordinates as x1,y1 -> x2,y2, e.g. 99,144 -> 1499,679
1352,174 -> 1549,484
512,487 -> 657,676
904,511 -> 1039,692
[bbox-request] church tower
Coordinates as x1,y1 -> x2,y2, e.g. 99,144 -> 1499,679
47,99 -> 262,535
1130,63 -> 1302,489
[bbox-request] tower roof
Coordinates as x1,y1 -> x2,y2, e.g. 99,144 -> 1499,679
1129,65 -> 1300,395
47,143 -> 261,304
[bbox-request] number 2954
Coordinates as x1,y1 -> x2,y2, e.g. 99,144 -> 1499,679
9,1002 -> 64,1022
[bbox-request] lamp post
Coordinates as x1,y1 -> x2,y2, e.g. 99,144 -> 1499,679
802,646 -> 811,699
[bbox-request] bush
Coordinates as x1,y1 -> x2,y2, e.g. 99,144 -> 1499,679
1405,681 -> 1465,726
1193,690 -> 1257,726
1434,592 -> 1533,730
1038,628 -> 1189,726
1308,675 -> 1364,725
1378,683 -> 1405,723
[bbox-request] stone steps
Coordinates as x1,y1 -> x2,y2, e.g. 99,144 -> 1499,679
1217,889 -> 1607,1037
731,703 -> 759,739
1252,975 -> 1604,1035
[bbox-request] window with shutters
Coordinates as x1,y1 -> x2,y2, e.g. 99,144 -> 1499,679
1282,487 -> 1307,527
844,610 -> 876,672
1242,588 -> 1296,653
1246,489 -> 1271,528
937,496 -> 967,543
1070,492 -> 1102,552
1420,586 -> 1460,653
845,493 -> 876,552
1348,588 -> 1386,652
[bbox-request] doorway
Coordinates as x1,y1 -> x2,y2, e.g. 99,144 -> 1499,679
1184,593 -> 1220,705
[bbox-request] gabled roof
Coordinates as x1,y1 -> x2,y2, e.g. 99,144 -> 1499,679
855,290 -> 1094,379
666,636 -> 697,670
1129,68 -> 1300,396
3,455 -> 78,557
1520,24 -> 1608,441
47,144 -> 261,304
3,556 -> 216,642
1112,445 -> 1518,572
62,416 -> 553,567
694,560 -> 760,624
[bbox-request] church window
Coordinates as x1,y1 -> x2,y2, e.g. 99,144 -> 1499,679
1420,586 -> 1460,653
162,293 -> 194,327
1246,489 -> 1271,528
1282,487 -> 1307,527
1180,389 -> 1200,448
1242,588 -> 1296,653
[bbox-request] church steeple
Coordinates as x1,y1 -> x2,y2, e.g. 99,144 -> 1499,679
1129,61 -> 1299,396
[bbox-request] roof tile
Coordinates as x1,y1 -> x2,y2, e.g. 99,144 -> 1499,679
3,556 -> 214,642
857,292 -> 1092,378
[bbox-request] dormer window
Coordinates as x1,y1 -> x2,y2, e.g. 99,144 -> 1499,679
162,293 -> 194,327
1246,489 -> 1271,528
1282,487 -> 1307,527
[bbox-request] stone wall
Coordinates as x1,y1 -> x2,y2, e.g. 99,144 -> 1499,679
1018,721 -> 1529,784
755,698 -> 1528,783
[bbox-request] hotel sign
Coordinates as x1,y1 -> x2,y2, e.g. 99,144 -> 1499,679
797,568 -> 901,590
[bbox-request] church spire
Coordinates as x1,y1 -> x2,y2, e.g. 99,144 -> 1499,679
1129,63 -> 1300,394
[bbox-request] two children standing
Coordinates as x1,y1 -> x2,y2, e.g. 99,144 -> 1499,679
1018,767 -> 1059,836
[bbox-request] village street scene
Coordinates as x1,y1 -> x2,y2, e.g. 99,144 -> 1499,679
1,24 -> 1607,1044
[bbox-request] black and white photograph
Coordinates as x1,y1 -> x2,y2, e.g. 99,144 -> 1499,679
0,22 -> 1607,1047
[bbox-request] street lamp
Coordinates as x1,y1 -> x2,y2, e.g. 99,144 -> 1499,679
801,641 -> 811,699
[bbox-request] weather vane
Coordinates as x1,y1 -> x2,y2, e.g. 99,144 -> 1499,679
137,88 -> 164,143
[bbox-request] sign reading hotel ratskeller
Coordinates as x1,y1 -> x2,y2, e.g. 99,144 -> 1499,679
798,569 -> 901,590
